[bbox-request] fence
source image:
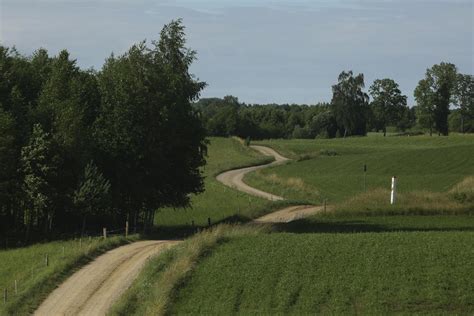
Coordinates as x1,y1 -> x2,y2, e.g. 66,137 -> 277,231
1,222 -> 131,306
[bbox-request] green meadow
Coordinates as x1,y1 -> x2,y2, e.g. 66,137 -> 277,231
246,134 -> 474,209
112,135 -> 474,315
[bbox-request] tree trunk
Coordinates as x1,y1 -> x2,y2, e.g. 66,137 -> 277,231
343,128 -> 348,138
81,215 -> 87,237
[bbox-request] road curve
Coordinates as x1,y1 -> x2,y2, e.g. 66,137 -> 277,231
35,240 -> 180,316
35,144 -> 320,316
216,144 -> 323,223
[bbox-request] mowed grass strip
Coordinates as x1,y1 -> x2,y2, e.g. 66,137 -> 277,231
170,232 -> 474,315
0,235 -> 137,315
154,137 -> 276,228
247,135 -> 474,204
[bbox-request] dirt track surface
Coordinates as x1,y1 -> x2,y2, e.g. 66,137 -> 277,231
216,145 -> 289,201
35,240 -> 180,316
217,145 -> 323,223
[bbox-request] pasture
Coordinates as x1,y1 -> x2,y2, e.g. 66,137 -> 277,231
169,232 -> 474,315
246,134 -> 474,210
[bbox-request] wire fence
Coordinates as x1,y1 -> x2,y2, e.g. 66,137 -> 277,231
1,225 -> 131,305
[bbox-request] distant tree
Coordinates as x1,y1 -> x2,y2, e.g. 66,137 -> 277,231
73,161 -> 111,236
20,124 -> 58,239
369,78 -> 407,136
331,71 -> 369,137
414,62 -> 457,136
453,73 -> 474,133
309,110 -> 337,138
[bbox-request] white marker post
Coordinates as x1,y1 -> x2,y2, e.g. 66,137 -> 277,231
390,176 -> 397,205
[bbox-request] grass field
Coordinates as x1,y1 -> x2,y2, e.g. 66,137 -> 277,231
0,235 -> 137,315
110,135 -> 474,315
246,135 -> 474,207
170,232 -> 474,315
154,137 -> 290,228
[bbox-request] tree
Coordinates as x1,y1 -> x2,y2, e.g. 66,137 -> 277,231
73,161 -> 111,236
94,19 -> 207,229
453,74 -> 474,133
0,109 -> 17,230
414,62 -> 457,136
20,124 -> 58,239
369,78 -> 407,136
331,71 -> 370,137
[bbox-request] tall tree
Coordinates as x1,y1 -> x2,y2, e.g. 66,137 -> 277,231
453,73 -> 474,133
369,78 -> 408,136
414,62 -> 457,136
20,124 -> 58,239
73,161 -> 111,236
94,19 -> 207,229
331,71 -> 369,137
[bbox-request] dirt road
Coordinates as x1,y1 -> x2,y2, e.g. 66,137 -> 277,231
35,240 -> 180,316
217,145 -> 323,223
35,144 -> 319,316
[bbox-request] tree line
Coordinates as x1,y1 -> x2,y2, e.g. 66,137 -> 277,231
198,65 -> 473,139
0,20 -> 207,243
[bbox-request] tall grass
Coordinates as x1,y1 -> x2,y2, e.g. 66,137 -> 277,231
110,225 -> 268,316
0,235 -> 138,315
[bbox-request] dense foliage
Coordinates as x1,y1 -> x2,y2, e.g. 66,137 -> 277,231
197,67 -> 471,139
0,20 -> 207,242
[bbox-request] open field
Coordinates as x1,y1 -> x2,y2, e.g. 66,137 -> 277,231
246,135 -> 474,208
169,232 -> 474,315
0,235 -> 137,315
154,137 -> 297,228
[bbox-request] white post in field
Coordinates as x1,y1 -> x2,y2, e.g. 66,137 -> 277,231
390,176 -> 397,205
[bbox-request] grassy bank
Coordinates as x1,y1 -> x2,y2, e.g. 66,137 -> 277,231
110,225 -> 266,316
0,235 -> 138,315
169,232 -> 474,315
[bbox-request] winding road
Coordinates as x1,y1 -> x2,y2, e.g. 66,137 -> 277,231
34,145 -> 321,315
217,145 -> 323,223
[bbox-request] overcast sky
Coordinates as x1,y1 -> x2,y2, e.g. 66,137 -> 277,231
1,0 -> 473,104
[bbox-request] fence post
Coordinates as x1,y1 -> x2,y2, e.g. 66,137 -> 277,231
390,176 -> 397,205
103,227 -> 107,239
45,254 -> 49,267
14,280 -> 17,295
62,246 -> 65,258
125,221 -> 129,238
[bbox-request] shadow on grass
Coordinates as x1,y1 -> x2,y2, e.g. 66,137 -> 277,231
271,216 -> 474,234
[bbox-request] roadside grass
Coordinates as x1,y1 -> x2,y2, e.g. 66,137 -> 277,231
274,214 -> 474,233
109,224 -> 267,316
246,135 -> 474,206
169,232 -> 474,315
154,137 -> 285,228
0,235 -> 138,315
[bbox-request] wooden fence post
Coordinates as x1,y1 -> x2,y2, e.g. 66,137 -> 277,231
45,254 -> 49,267
14,280 -> 17,295
103,227 -> 107,239
125,221 -> 129,238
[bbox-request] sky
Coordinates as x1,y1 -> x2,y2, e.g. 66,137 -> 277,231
1,0 -> 473,104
